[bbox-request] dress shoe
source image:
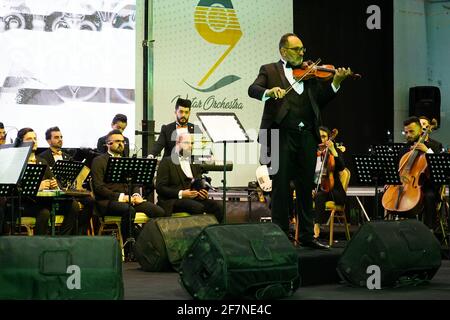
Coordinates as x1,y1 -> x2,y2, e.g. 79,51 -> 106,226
301,239 -> 330,250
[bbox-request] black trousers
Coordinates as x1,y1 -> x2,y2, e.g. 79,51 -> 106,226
104,201 -> 166,240
314,189 -> 346,224
271,128 -> 317,243
172,198 -> 223,222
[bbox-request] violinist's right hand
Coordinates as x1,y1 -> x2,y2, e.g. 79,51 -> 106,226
267,87 -> 286,100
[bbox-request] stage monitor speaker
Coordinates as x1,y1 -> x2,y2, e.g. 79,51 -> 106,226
0,236 -> 123,299
134,214 -> 218,272
337,220 -> 441,288
180,223 -> 300,300
409,86 -> 441,126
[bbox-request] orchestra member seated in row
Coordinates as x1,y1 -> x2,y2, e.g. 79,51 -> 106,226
148,98 -> 201,159
313,126 -> 347,239
398,117 -> 443,230
91,129 -> 167,241
97,114 -> 130,157
156,132 -> 223,222
0,122 -> 6,145
15,128 -> 78,235
39,126 -> 95,235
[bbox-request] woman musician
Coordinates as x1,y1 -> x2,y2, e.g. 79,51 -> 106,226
313,126 -> 347,239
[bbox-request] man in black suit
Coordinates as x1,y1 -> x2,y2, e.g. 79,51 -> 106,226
39,126 -> 95,234
38,126 -> 72,168
156,133 -> 222,222
399,116 -> 443,230
148,98 -> 202,159
248,33 -> 352,249
91,129 -> 167,241
97,114 -> 130,157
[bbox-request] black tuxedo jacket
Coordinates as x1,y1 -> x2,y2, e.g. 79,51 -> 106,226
91,153 -> 139,211
149,122 -> 201,158
248,60 -> 336,142
156,156 -> 203,214
38,148 -> 72,168
97,135 -> 130,157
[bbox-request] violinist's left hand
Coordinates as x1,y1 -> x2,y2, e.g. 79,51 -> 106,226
325,140 -> 338,156
332,67 -> 352,88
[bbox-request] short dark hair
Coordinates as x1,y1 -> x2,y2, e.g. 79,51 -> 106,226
0,122 -> 4,129
403,116 -> 421,127
106,129 -> 123,142
319,126 -> 331,136
45,126 -> 61,140
175,98 -> 191,110
279,33 -> 298,50
112,114 -> 127,125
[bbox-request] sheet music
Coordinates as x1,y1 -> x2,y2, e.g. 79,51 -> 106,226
198,114 -> 248,142
0,146 -> 30,184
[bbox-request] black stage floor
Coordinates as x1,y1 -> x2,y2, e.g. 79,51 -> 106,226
123,254 -> 450,301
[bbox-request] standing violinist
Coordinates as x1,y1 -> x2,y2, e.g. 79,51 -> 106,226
248,33 -> 352,249
400,116 -> 443,231
313,127 -> 347,239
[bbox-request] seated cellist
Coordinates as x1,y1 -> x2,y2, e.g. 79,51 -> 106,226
398,116 -> 443,231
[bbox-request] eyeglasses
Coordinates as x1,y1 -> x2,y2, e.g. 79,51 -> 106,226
108,140 -> 126,144
284,46 -> 306,53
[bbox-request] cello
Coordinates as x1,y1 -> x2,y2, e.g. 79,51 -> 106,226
382,119 -> 437,213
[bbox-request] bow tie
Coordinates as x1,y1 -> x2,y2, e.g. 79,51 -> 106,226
285,62 -> 302,70
52,150 -> 62,156
177,124 -> 188,129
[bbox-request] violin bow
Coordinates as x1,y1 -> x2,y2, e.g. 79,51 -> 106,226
284,58 -> 322,95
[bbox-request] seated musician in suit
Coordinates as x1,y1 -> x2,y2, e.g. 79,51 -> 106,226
156,132 -> 223,222
97,114 -> 130,157
39,126 -> 95,235
313,126 -> 347,239
15,128 -> 78,235
399,116 -> 443,230
38,126 -> 72,168
91,129 -> 167,241
148,98 -> 202,159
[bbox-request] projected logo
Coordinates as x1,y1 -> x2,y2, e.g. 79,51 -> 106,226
185,0 -> 242,92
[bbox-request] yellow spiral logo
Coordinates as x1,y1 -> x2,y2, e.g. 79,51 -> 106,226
194,0 -> 242,89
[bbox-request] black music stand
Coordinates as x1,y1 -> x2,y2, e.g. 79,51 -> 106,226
426,153 -> 450,242
104,157 -> 157,261
15,164 -> 46,234
52,160 -> 85,189
196,113 -> 251,223
371,143 -> 406,156
353,154 -> 401,220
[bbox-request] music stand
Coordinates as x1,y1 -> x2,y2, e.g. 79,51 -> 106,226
0,142 -> 34,233
426,153 -> 450,242
196,113 -> 252,223
104,157 -> 157,261
52,160 -> 85,189
371,143 -> 406,156
353,154 -> 401,220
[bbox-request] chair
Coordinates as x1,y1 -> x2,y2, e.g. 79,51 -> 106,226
17,215 -> 65,236
325,168 -> 351,246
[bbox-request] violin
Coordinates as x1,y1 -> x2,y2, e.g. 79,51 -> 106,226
285,59 -> 361,95
293,60 -> 362,81
381,119 -> 437,213
315,128 -> 338,194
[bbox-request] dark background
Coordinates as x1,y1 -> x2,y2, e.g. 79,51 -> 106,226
294,0 -> 393,185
